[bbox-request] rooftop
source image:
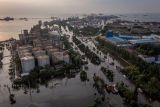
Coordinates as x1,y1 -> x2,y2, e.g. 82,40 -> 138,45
107,36 -> 128,44
52,52 -> 64,56
119,35 -> 141,40
37,55 -> 49,59
21,56 -> 34,61
32,47 -> 42,51
49,30 -> 59,36
129,39 -> 155,44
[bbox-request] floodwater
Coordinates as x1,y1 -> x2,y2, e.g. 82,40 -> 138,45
118,13 -> 160,22
0,25 -> 160,107
0,19 -> 51,41
61,26 -> 160,107
0,46 -> 12,106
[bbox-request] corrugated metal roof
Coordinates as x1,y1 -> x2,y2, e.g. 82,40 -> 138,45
107,37 -> 128,44
129,39 -> 155,44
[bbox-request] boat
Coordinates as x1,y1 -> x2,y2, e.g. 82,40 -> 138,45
0,17 -> 14,21
19,18 -> 28,21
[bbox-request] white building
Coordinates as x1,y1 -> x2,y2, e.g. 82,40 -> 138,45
37,55 -> 50,67
138,54 -> 160,63
33,39 -> 41,47
21,56 -> 35,73
52,24 -> 59,31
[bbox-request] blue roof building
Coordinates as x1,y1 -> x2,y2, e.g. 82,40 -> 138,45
129,39 -> 155,45
107,36 -> 128,44
105,30 -> 157,45
106,30 -> 113,38
118,35 -> 141,40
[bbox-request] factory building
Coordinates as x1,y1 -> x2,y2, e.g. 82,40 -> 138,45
129,39 -> 155,45
138,55 -> 160,64
19,30 -> 38,45
49,30 -> 61,46
37,55 -> 50,67
106,30 -> 113,38
21,56 -> 35,73
105,30 -> 157,46
19,30 -> 29,45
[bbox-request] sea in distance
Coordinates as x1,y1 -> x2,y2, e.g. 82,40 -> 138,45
0,13 -> 160,41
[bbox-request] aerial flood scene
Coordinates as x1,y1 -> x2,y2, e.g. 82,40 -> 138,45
0,0 -> 160,107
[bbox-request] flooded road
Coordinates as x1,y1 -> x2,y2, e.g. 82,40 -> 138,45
61,26 -> 160,107
0,46 -> 102,107
61,26 -> 134,107
0,25 -> 159,107
0,46 -> 12,107
0,28 -> 109,107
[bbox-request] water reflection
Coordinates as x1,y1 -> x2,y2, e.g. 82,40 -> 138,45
0,19 -> 51,41
0,25 -> 159,107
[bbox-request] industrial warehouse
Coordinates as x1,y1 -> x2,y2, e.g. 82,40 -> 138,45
105,30 -> 160,63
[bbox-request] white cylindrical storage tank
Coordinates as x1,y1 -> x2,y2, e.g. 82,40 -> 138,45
21,56 -> 35,73
37,55 -> 50,67
52,52 -> 64,63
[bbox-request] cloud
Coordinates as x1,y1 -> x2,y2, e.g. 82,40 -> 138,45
0,0 -> 160,16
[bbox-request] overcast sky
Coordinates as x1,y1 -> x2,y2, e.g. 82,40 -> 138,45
0,0 -> 160,17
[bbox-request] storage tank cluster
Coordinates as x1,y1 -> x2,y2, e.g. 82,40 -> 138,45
18,44 -> 70,74
52,52 -> 70,64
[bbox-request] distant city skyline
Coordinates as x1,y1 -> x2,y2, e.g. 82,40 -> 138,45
0,0 -> 160,17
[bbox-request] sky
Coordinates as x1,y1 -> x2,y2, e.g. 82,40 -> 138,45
0,0 -> 160,17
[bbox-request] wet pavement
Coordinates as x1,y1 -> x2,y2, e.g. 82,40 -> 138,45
0,26 -> 159,107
